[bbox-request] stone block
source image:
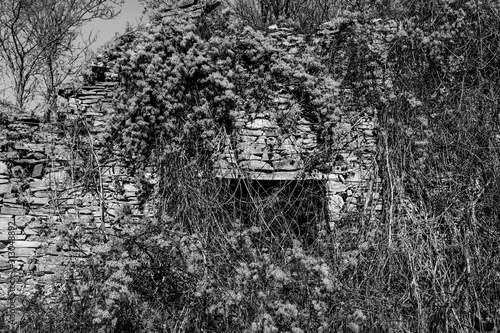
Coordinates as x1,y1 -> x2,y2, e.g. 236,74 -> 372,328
239,160 -> 273,172
2,197 -> 17,204
327,194 -> 344,221
0,162 -> 7,174
123,184 -> 137,192
325,181 -> 348,194
240,153 -> 263,161
27,197 -> 50,206
28,144 -> 45,152
32,164 -> 44,178
246,119 -> 273,129
13,241 -> 41,248
0,215 -> 14,228
246,171 -> 301,180
239,129 -> 264,136
0,184 -> 12,195
124,192 -> 137,199
1,207 -> 25,216
0,261 -> 11,272
272,159 -> 304,171
81,97 -> 104,104
33,190 -> 51,198
29,179 -> 50,191
15,216 -> 35,228
241,146 -> 267,156
22,227 -> 38,236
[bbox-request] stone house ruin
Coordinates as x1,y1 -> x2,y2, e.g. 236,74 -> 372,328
0,0 -> 381,308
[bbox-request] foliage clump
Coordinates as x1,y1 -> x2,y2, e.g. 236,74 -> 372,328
102,7 -> 341,170
9,1 -> 500,332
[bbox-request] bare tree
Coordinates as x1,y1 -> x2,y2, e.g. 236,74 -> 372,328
226,0 -> 343,32
0,0 -> 123,114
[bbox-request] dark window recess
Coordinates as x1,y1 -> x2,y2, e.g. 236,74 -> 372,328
219,178 -> 329,246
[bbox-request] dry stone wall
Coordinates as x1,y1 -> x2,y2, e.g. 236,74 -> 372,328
0,11 -> 382,311
0,0 -> 224,309
0,79 -> 150,307
215,96 -> 381,225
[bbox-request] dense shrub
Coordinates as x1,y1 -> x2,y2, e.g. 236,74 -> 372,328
11,1 -> 500,332
100,7 -> 344,171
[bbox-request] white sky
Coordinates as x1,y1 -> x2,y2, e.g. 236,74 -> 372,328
83,1 -> 146,51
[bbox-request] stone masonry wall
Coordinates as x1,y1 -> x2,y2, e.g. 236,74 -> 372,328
0,80 -> 150,308
0,70 -> 380,310
0,0 -> 224,310
215,97 -> 381,226
0,15 -> 382,312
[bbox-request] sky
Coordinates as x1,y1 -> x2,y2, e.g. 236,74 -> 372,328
83,1 -> 147,51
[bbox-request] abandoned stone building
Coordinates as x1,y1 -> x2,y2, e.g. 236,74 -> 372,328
0,0 -> 381,308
